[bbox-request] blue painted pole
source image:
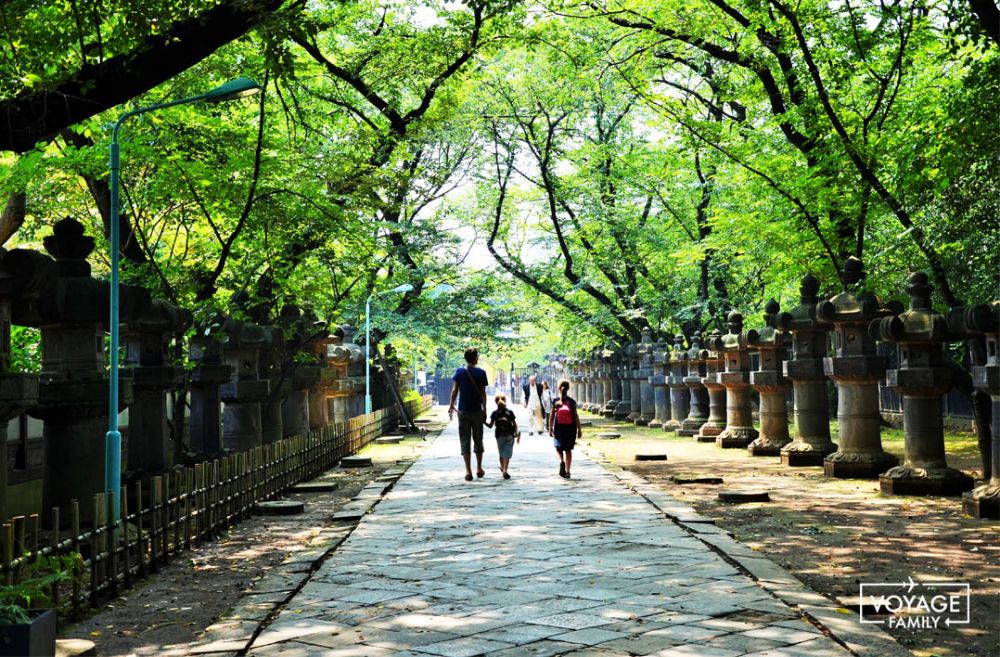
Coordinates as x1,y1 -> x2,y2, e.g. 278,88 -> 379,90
365,294 -> 373,415
106,134 -> 122,522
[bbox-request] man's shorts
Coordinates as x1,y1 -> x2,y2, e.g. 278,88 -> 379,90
458,411 -> 485,455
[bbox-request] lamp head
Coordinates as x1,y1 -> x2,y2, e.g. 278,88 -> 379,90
202,77 -> 262,103
391,283 -> 415,294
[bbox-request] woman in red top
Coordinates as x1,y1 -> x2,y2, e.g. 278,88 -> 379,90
548,378 -> 582,479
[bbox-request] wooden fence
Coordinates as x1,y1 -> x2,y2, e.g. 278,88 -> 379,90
0,394 -> 434,619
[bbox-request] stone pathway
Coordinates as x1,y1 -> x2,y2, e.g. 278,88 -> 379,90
229,406 -> 895,657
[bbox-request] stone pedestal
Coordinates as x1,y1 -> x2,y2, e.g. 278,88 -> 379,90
651,339 -> 670,428
819,260 -> 900,477
713,312 -> 758,448
189,334 -> 231,455
679,334 -> 709,437
962,302 -> 999,518
124,300 -> 191,474
747,300 -> 792,456
667,334 -> 690,432
779,274 -> 837,466
695,329 -> 726,443
221,318 -> 270,452
872,273 -> 974,496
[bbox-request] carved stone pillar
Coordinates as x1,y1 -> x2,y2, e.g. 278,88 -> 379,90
636,329 -> 656,426
695,329 -> 726,443
0,248 -> 52,522
713,312 -> 758,448
667,334 -> 690,432
124,300 -> 191,473
962,301 -> 999,518
747,301 -> 792,456
189,331 -> 231,455
818,259 -> 900,478
614,349 -> 633,420
220,318 -> 269,452
679,334 -> 709,437
651,338 -> 670,429
872,273 -> 974,496
779,274 -> 837,466
17,219 -> 147,525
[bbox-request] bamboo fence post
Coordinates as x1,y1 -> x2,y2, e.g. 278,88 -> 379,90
107,490 -> 118,596
70,500 -> 81,620
135,481 -> 146,580
3,523 -> 12,586
121,489 -> 131,589
90,494 -> 102,606
150,477 -> 161,571
50,507 -> 60,611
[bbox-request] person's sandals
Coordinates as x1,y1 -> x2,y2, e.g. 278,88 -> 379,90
559,462 -> 566,477
476,469 -> 485,479
503,471 -> 511,480
465,473 -> 473,481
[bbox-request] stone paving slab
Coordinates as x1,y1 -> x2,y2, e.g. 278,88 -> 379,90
236,406 -> 909,657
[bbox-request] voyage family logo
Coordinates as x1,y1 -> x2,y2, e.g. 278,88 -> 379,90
859,577 -> 970,630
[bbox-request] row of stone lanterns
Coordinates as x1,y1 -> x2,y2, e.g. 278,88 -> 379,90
559,260 -> 997,519
0,219 -> 385,525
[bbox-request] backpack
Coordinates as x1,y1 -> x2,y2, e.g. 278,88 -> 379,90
555,400 -> 575,425
494,409 -> 515,435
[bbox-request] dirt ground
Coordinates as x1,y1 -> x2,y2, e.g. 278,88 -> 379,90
57,418 -> 445,657
578,411 -> 998,657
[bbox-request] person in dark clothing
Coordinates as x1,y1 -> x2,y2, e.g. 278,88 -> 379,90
485,394 -> 519,479
448,347 -> 489,481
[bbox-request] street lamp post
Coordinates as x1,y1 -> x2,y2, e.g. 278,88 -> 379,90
106,77 -> 261,520
364,284 -> 414,414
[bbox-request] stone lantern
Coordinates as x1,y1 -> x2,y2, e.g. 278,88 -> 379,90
679,334 -> 709,437
636,328 -> 656,425
123,300 -> 192,474
778,274 -> 837,466
599,349 -> 616,416
871,272 -> 974,496
220,316 -> 270,451
961,300 -> 999,518
614,347 -> 633,420
746,300 -> 792,456
650,337 -> 670,429
342,326 -> 367,418
667,334 -> 691,433
818,259 -> 900,478
711,312 -> 758,448
277,305 -> 323,438
0,248 -> 55,522
628,340 -> 643,422
304,313 -> 336,431
695,328 -> 727,443
188,321 -> 232,456
326,327 -> 351,424
16,218 -> 149,524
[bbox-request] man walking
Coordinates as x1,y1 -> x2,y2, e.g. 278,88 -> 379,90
523,374 -> 545,435
448,347 -> 489,481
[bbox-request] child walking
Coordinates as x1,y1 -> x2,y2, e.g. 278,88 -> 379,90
548,379 -> 581,479
485,394 -> 520,479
